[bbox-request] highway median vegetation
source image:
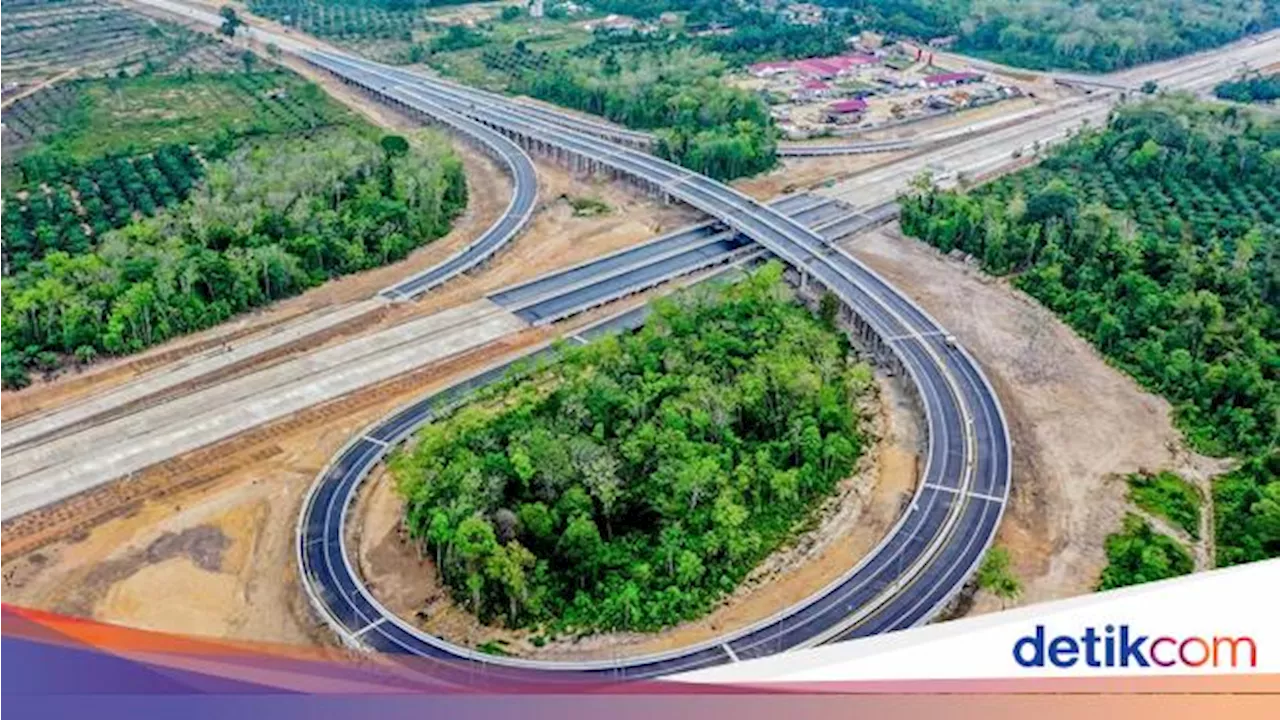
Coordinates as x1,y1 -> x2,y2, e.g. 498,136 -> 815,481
390,263 -> 873,634
899,95 -> 1279,572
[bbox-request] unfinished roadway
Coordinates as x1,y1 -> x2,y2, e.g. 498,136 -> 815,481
0,192 -> 860,522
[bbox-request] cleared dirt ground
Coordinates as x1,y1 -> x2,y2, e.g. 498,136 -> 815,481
0,324 -> 552,643
843,225 -> 1228,612
736,151 -> 908,201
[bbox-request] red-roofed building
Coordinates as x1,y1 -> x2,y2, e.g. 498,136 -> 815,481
748,54 -> 879,79
825,98 -> 868,124
924,71 -> 984,87
749,60 -> 794,77
793,59 -> 837,79
792,79 -> 833,101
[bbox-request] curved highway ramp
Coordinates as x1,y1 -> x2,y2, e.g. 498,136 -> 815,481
297,48 -> 1012,679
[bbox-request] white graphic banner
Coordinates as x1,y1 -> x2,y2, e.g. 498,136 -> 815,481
676,560 -> 1279,682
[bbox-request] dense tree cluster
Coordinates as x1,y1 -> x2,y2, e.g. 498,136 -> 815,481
1097,514 -> 1194,590
1215,72 -> 1280,104
432,24 -> 489,53
902,97 -> 1278,459
391,264 -> 871,632
834,0 -> 1279,72
489,46 -> 776,181
1214,453 -> 1280,566
1,131 -> 465,389
899,96 -> 1279,570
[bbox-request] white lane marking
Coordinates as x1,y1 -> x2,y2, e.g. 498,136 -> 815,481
723,643 -> 739,662
569,335 -> 590,345
364,436 -> 389,447
967,490 -> 1005,504
356,617 -> 387,637
925,484 -> 1004,504
662,173 -> 696,190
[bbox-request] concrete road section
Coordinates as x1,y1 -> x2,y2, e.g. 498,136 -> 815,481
2,299 -> 385,453
0,300 -> 526,521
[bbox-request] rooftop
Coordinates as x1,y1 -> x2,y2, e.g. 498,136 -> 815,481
828,98 -> 868,113
925,71 -> 983,85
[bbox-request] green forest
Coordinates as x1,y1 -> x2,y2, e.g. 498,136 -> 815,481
829,0 -> 1279,72
591,0 -> 1279,71
490,46 -> 777,181
899,96 -> 1279,571
1215,72 -> 1280,104
1097,514 -> 1195,590
390,264 -> 872,632
2,129 -> 465,389
3,70 -> 347,274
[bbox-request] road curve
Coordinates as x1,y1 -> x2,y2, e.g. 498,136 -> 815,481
296,49 -> 1012,679
121,0 -> 539,304
374,90 -> 538,300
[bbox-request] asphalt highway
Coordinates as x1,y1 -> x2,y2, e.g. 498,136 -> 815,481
297,49 -> 1011,678
490,194 -> 889,325
375,93 -> 537,301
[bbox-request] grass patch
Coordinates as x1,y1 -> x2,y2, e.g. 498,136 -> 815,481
976,546 -> 1021,606
566,194 -> 612,217
29,70 -> 350,163
1126,471 -> 1201,538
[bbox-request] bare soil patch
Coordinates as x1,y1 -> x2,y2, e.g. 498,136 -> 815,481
0,320 -> 568,641
734,152 -> 907,201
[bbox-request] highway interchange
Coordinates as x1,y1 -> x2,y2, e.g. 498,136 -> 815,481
17,0 -> 1280,681
293,48 -> 1012,677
